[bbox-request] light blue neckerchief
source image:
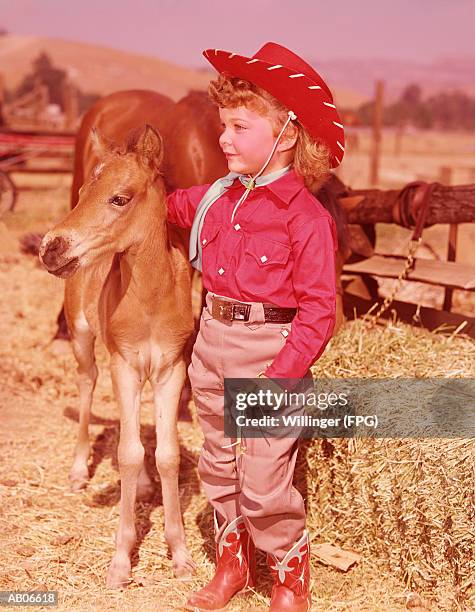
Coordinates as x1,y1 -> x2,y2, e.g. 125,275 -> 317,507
189,164 -> 292,271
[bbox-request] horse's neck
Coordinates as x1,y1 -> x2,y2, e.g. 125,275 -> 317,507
108,182 -> 175,308
122,221 -> 173,302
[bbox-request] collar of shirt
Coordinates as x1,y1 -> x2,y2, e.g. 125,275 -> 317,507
228,167 -> 305,206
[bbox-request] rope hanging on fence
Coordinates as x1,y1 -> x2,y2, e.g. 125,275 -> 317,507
392,180 -> 439,233
364,181 -> 438,328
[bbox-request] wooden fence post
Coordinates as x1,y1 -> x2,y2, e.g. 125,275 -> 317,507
370,80 -> 384,186
439,166 -> 457,311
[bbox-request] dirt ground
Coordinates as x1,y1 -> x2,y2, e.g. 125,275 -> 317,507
0,132 -> 474,611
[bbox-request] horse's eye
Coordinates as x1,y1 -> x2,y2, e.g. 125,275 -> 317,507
109,195 -> 131,207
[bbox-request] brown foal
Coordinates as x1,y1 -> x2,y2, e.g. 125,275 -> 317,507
39,125 -> 195,587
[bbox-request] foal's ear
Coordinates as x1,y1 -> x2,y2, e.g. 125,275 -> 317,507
90,127 -> 111,158
133,124 -> 164,171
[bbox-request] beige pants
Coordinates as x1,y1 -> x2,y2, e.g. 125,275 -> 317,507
188,291 -> 307,558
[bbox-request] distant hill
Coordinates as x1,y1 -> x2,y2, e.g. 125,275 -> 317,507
0,35 -> 212,101
2,35 -> 472,110
0,35 -> 366,108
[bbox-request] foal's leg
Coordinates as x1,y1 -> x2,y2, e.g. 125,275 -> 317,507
106,354 -> 143,589
152,358 -> 196,577
69,321 -> 98,491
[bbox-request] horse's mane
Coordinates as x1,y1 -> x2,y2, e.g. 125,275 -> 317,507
97,127 -> 155,158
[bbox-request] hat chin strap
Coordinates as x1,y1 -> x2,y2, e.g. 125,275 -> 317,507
230,110 -> 297,223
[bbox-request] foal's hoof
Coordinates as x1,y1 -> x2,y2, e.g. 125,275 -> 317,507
69,478 -> 88,493
172,547 -> 197,578
69,468 -> 89,492
106,554 -> 132,589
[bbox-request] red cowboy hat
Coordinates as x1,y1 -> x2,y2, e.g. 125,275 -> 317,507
203,42 -> 345,168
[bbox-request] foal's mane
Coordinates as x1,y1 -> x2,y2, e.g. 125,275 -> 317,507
95,126 -> 164,178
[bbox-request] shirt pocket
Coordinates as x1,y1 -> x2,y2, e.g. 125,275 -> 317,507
199,222 -> 221,273
235,234 -> 291,296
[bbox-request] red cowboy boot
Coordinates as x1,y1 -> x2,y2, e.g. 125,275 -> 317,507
185,513 -> 256,611
267,530 -> 311,612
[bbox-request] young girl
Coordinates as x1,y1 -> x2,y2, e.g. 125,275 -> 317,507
167,42 -> 344,612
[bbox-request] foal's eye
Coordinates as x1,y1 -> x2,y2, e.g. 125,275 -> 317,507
109,195 -> 131,207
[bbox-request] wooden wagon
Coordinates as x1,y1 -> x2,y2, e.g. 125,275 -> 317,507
0,128 -> 75,216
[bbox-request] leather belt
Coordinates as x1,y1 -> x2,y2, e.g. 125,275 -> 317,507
210,296 -> 296,324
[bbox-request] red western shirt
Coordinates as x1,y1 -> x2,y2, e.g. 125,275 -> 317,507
167,169 -> 338,379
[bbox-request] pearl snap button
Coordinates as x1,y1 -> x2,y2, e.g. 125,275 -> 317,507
260,255 -> 268,263
234,224 -> 241,230
218,268 -> 224,275
281,329 -> 289,338
202,238 -> 207,245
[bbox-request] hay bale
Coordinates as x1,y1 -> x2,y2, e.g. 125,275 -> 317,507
303,320 -> 475,611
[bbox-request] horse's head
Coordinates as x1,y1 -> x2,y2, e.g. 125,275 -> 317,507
39,124 -> 164,278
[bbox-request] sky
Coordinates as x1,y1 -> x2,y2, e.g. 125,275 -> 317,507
1,0 -> 474,67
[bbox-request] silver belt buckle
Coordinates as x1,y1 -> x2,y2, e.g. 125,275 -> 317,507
232,304 -> 251,320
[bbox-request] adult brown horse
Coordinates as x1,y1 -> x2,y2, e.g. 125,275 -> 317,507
70,89 -> 227,206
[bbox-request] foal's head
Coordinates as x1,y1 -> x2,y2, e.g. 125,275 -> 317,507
40,124 -> 165,278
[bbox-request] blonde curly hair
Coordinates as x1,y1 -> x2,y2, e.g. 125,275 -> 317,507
208,74 -> 331,192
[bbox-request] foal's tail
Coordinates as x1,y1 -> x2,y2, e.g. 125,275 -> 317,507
19,232 -> 43,256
